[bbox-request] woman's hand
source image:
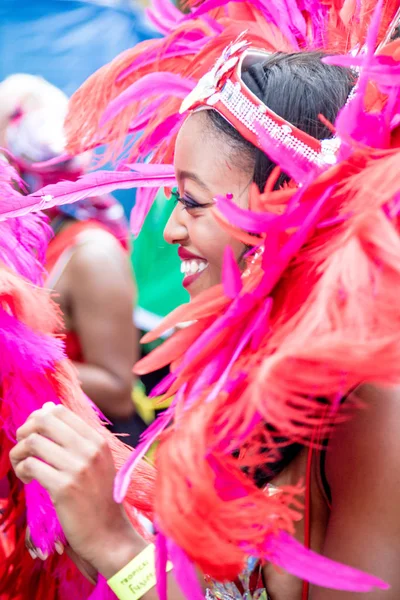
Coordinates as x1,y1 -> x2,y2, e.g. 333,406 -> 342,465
10,403 -> 141,578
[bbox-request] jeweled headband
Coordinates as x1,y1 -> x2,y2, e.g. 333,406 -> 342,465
180,35 -> 338,167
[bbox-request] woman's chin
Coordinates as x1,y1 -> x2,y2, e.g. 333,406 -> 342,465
182,268 -> 215,299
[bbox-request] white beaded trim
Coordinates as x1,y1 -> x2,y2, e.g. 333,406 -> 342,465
209,79 -> 338,167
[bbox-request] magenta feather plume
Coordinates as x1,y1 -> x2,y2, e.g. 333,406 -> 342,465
130,186 -> 160,237
152,0 -> 183,25
26,483 -> 65,553
222,245 -> 243,299
166,538 -> 205,600
205,313 -> 260,403
184,0 -> 299,47
117,37 -> 208,83
155,533 -> 169,600
0,167 -> 176,220
114,405 -> 175,503
215,189 -> 329,236
215,194 -> 278,233
265,532 -> 389,592
30,153 -> 72,170
100,73 -> 196,128
0,214 -> 51,285
0,305 -> 67,551
138,113 -> 184,156
128,98 -> 167,133
146,0 -> 183,33
0,308 -> 64,382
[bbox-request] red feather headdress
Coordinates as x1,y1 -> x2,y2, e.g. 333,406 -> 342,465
1,0 -> 399,598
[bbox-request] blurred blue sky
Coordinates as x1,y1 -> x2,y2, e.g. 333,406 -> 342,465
0,0 -> 158,215
0,0 -> 157,94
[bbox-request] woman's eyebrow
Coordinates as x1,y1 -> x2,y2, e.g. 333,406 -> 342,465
177,169 -> 212,193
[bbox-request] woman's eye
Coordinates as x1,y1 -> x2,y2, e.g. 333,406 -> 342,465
171,189 -> 210,212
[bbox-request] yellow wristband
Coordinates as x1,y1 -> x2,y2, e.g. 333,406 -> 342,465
107,544 -> 172,600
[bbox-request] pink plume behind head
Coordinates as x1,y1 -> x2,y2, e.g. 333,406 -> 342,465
100,73 -> 196,128
147,0 -> 183,33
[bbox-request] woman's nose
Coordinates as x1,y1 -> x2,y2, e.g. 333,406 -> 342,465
163,204 -> 188,245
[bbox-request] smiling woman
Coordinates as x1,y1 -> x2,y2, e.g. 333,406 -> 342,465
5,2 -> 400,600
165,111 -> 250,297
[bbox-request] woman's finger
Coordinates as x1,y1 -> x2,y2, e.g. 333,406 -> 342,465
11,455 -> 63,489
10,432 -> 81,472
17,404 -> 102,448
49,403 -> 104,445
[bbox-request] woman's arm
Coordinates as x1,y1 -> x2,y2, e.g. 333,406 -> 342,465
65,234 -> 138,420
311,384 -> 400,599
10,404 -> 191,600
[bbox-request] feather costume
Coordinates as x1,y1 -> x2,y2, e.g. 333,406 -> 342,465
1,0 -> 400,598
0,158 -> 156,598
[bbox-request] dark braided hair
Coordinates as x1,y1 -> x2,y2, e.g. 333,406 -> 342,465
207,51 -> 354,191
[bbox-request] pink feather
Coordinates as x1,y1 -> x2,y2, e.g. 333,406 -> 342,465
149,371 -> 177,398
215,191 -> 325,235
128,98 -> 166,133
166,538 -> 204,600
146,0 -> 183,33
130,186 -> 160,237
31,153 -> 72,170
155,533 -> 169,600
222,245 -> 243,299
117,37 -> 208,82
185,0 -> 299,47
100,73 -> 195,128
209,456 -> 249,500
138,113 -> 184,155
0,214 -> 50,285
146,7 -> 177,34
214,194 -> 277,233
265,532 -> 389,592
0,168 -> 176,220
114,405 -> 175,503
153,0 -> 183,24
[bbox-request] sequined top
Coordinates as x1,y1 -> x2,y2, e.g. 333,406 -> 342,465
205,556 -> 269,600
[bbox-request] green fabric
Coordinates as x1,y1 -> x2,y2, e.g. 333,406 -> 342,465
131,190 -> 189,326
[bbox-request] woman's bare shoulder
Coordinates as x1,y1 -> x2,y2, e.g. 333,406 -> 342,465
326,382 -> 400,499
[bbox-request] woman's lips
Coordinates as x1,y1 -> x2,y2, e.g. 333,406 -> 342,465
178,247 -> 208,289
182,269 -> 206,289
177,246 -> 205,261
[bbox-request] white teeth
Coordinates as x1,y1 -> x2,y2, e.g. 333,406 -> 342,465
181,260 -> 208,276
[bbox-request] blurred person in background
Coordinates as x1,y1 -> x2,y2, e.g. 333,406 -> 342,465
0,73 -> 147,447
0,0 -> 186,411
0,0 -> 159,218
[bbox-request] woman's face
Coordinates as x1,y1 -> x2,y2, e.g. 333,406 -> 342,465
164,111 -> 252,299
